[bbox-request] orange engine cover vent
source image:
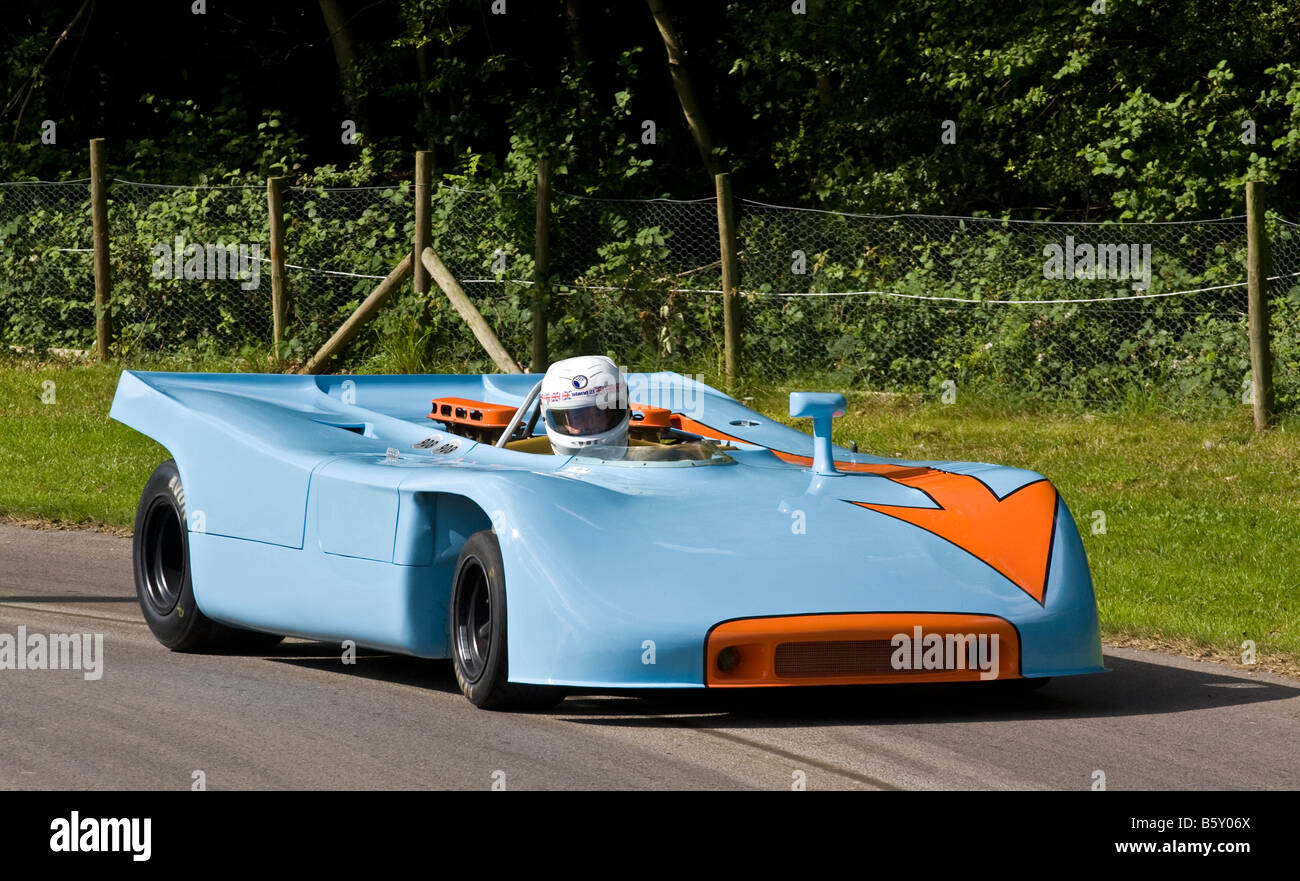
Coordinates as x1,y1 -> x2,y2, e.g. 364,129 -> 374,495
429,397 -> 517,427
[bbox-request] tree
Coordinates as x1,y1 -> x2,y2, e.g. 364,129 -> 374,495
646,0 -> 723,182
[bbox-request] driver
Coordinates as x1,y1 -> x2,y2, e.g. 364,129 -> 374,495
539,355 -> 630,457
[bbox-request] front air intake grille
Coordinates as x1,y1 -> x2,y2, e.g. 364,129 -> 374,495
773,639 -> 900,678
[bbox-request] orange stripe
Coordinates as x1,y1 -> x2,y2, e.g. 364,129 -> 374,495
671,414 -> 748,444
674,415 -> 930,479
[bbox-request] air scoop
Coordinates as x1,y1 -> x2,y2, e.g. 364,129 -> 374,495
789,392 -> 846,476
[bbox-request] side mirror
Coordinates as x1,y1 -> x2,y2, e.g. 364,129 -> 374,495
789,392 -> 846,476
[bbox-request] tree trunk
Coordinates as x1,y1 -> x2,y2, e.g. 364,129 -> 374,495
565,0 -> 590,68
645,0 -> 722,182
565,0 -> 594,114
415,44 -> 438,159
811,0 -> 833,109
317,0 -> 372,144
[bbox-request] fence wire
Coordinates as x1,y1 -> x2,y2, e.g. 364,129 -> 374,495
1,175 -> 1296,411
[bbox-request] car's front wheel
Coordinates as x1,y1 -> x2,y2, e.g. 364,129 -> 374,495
450,529 -> 566,710
133,460 -> 283,653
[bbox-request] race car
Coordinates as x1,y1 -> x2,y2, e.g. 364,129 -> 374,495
110,369 -> 1104,710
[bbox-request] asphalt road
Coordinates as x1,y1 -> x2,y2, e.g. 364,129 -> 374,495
1,523 -> 1296,791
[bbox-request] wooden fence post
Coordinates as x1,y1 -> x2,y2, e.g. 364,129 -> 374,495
300,255 -> 413,375
267,176 -> 288,354
1246,181 -> 1275,430
715,171 -> 740,387
89,138 -> 112,360
413,150 -> 432,296
533,156 -> 551,373
422,247 -> 523,374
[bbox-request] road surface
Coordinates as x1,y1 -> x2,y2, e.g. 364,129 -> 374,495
1,523 -> 1295,790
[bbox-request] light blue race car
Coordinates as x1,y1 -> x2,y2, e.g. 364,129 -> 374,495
110,370 -> 1104,710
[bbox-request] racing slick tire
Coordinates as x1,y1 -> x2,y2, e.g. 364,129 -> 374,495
450,529 -> 567,711
133,460 -> 284,653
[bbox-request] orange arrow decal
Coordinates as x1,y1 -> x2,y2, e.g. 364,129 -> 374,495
849,472 -> 1059,604
673,415 -> 1059,603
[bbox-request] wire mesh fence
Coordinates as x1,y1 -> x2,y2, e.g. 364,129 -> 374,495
107,180 -> 270,356
0,179 -> 93,350
1,173 -> 1296,412
281,182 -> 413,356
413,183 -> 534,372
732,204 -> 1284,408
549,193 -> 724,371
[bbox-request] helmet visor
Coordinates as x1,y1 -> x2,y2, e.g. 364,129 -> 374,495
545,404 -> 629,437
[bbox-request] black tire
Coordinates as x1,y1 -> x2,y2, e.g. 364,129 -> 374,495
450,529 -> 566,710
133,460 -> 283,653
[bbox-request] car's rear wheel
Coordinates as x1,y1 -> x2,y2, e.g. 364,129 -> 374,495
450,529 -> 566,710
133,460 -> 283,653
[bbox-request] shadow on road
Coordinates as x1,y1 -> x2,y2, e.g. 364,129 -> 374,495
0,595 -> 137,604
263,641 -> 463,696
258,643 -> 1298,725
557,654 -> 1299,727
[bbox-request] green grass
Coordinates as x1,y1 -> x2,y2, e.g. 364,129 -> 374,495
0,350 -> 273,528
1,360 -> 165,527
1,355 -> 1297,671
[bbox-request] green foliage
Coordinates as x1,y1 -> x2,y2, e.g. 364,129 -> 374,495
0,182 -> 93,350
723,1 -> 1300,217
2,0 -> 1299,412
129,96 -> 310,182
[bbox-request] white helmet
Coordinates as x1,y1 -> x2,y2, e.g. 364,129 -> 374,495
539,355 -> 630,457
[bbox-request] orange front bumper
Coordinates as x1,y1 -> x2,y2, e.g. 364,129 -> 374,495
705,613 -> 1021,687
